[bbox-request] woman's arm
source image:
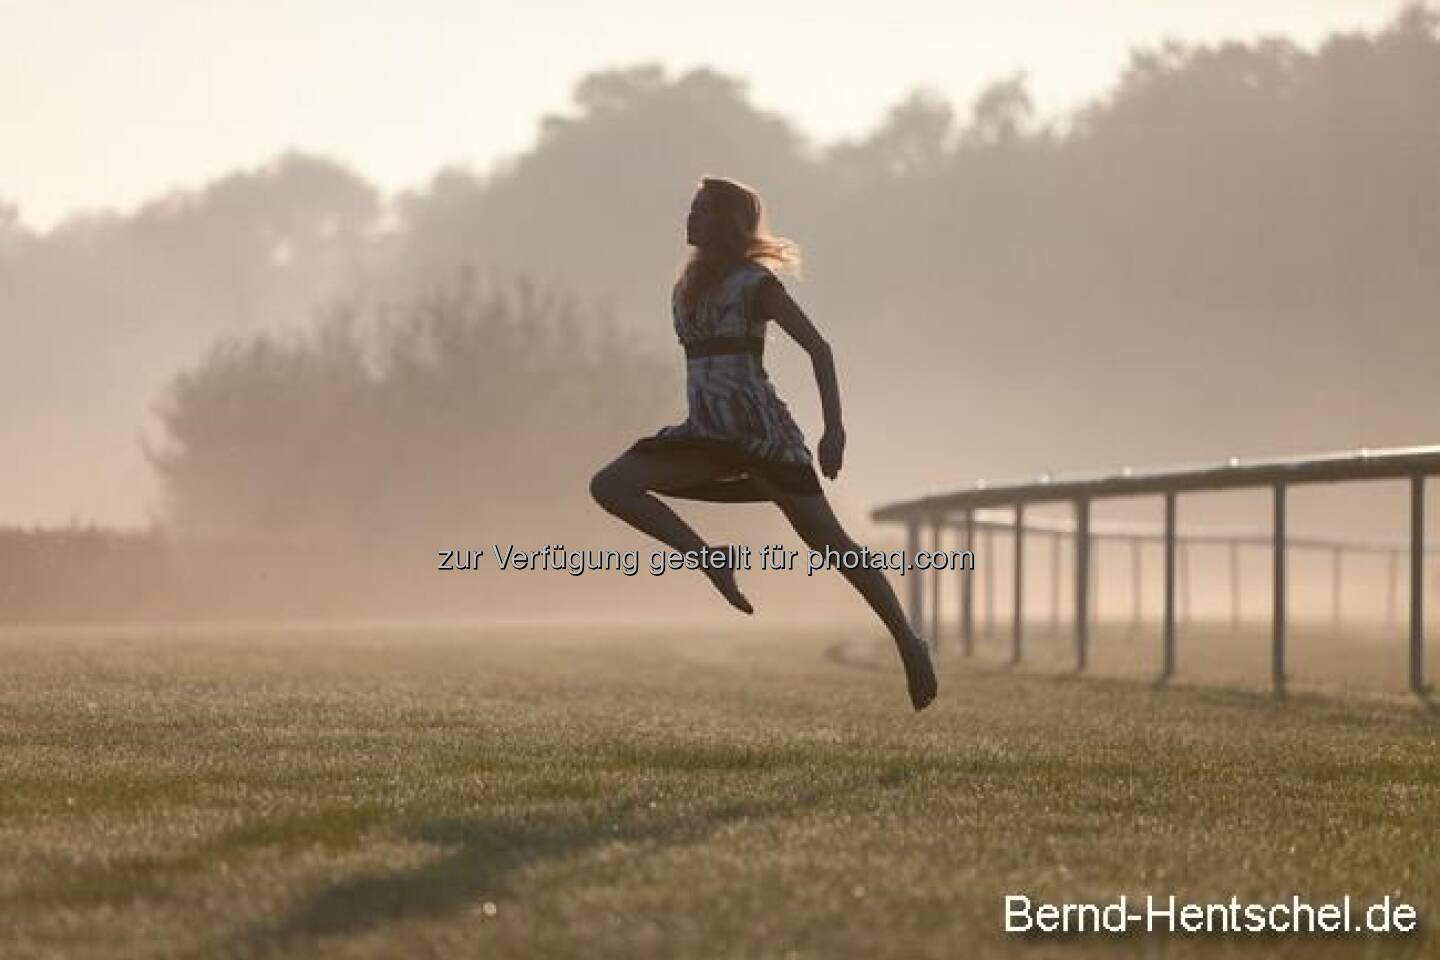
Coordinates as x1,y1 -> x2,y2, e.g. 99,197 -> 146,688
756,279 -> 846,479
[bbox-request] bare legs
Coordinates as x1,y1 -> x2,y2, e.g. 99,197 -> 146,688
762,486 -> 938,710
589,449 -> 753,613
589,450 -> 936,710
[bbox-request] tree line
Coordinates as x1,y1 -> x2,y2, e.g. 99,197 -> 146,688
3,3 -> 1437,540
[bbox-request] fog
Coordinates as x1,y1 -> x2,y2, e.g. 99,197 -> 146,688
3,3 -> 1438,625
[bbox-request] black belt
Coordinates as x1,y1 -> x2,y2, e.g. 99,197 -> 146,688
683,336 -> 765,360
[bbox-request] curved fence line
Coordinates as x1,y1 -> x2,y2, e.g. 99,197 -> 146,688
871,444 -> 1440,696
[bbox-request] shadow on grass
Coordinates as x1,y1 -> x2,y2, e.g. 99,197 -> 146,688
8,803 -> 395,914
822,639 -> 885,673
220,785 -> 841,957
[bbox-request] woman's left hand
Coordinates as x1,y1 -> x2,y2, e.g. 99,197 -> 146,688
818,426 -> 846,479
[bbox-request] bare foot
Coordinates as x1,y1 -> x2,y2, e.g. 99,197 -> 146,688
896,632 -> 938,711
705,544 -> 754,615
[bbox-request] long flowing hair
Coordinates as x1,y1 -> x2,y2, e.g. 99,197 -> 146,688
675,176 -> 802,316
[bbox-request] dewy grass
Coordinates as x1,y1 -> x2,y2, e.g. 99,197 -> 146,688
0,621 -> 1435,959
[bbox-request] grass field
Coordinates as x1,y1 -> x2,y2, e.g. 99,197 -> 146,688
1,619 -> 1437,959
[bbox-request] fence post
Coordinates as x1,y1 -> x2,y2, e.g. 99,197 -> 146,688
1130,535 -> 1142,631
962,511 -> 975,656
1162,491 -> 1176,682
1411,475 -> 1426,695
984,525 -> 995,639
930,515 -> 944,651
1229,538 -> 1240,632
906,518 -> 922,636
1388,549 -> 1400,628
1012,503 -> 1025,664
1331,544 -> 1343,629
1050,530 -> 1062,634
1075,498 -> 1091,671
1273,483 -> 1287,696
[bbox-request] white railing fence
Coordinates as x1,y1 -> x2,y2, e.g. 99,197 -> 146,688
872,445 -> 1440,696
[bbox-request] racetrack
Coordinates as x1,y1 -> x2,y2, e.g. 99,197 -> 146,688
2,621 -> 1436,958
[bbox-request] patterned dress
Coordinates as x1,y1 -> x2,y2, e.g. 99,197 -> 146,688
627,259 -> 822,502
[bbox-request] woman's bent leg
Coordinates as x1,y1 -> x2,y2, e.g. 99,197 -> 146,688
765,486 -> 938,710
589,448 -> 753,614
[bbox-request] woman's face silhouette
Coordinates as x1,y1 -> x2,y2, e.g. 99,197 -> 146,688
686,187 -> 719,247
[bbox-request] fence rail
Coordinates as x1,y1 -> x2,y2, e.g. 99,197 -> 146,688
958,509 -> 1437,636
870,444 -> 1440,695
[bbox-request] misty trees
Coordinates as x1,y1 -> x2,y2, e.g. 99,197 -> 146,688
0,200 -> 25,260
2,152 -> 386,526
385,64 -> 825,328
9,4 -> 1440,529
147,274 -> 677,543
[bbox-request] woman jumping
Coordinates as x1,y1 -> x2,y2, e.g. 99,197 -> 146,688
589,175 -> 938,711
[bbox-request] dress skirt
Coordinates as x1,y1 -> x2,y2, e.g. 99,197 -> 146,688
628,352 -> 822,503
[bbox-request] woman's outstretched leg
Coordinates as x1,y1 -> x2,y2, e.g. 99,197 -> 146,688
767,487 -> 938,710
589,448 -> 753,614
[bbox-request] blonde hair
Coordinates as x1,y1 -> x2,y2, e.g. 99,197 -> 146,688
675,175 -> 802,315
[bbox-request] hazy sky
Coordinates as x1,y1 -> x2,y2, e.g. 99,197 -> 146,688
2,0 -> 1405,232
